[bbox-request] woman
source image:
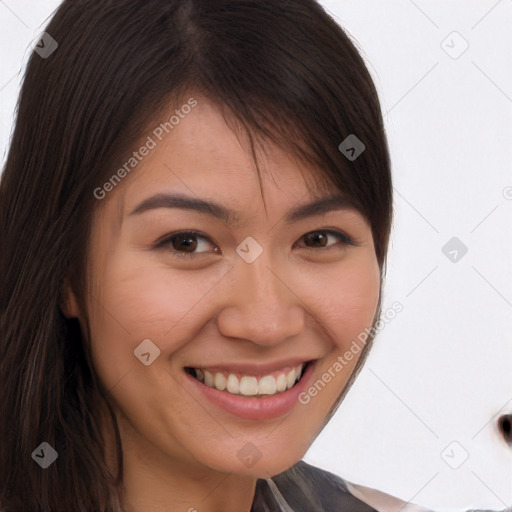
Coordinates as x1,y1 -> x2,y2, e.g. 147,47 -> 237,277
0,1 -> 503,511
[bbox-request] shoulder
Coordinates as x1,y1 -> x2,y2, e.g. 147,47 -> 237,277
346,481 -> 512,512
264,460 -> 433,512
260,459 -> 380,511
342,479 -> 431,512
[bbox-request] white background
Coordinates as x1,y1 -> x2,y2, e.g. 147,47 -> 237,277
1,1 -> 511,511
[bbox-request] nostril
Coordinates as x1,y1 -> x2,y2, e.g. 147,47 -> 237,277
497,414 -> 512,445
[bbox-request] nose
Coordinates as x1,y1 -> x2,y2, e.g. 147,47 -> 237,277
216,252 -> 306,346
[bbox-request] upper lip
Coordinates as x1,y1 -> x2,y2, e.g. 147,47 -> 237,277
185,358 -> 316,376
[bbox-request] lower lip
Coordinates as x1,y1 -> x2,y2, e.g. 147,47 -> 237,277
184,361 -> 316,420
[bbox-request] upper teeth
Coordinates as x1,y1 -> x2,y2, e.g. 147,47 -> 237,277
193,364 -> 305,396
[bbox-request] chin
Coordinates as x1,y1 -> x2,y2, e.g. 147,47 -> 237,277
202,442 -> 309,479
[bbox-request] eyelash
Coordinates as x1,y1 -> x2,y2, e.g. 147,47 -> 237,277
154,229 -> 359,259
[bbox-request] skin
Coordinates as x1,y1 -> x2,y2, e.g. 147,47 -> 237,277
62,96 -> 381,512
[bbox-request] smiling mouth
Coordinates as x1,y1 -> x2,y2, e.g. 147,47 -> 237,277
184,361 -> 312,398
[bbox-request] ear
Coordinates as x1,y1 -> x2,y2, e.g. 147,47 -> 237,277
60,278 -> 81,319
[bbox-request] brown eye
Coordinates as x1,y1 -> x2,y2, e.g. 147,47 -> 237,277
171,233 -> 199,253
299,230 -> 355,250
155,229 -> 357,260
155,231 -> 219,258
304,231 -> 329,248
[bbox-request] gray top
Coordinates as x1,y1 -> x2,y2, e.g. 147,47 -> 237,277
251,460 -> 509,512
251,460 -> 379,511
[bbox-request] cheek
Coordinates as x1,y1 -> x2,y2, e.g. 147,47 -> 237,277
85,250 -> 225,389
292,255 -> 380,427
304,254 -> 381,349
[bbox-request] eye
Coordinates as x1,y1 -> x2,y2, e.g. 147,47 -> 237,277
154,228 -> 358,259
295,229 -> 358,250
155,231 -> 219,258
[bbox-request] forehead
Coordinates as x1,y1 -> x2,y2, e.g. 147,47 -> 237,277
163,100 -> 322,174
94,95 -> 361,236
117,97 -> 340,213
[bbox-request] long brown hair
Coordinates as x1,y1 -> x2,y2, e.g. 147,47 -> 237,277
0,1 -> 392,510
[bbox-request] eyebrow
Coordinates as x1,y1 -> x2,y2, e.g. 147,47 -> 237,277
128,192 -> 355,225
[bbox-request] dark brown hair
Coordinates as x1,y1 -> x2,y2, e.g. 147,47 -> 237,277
0,1 -> 392,510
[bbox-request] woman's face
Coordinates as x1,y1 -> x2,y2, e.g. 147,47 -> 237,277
67,96 -> 380,479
